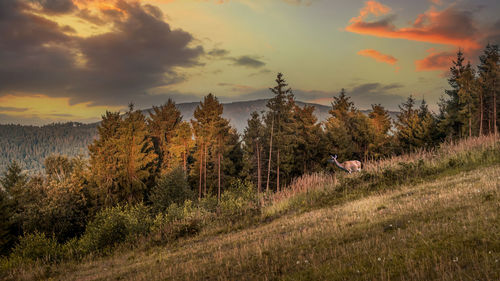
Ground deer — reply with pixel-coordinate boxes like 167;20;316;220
328;154;362;174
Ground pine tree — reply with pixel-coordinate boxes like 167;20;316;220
456;62;478;137
170;121;194;174
88;111;123;206
0;161;27;194
324;89;375;161
368;104;394;159
0;187;14;255
191;94;232;200
148;99;182;175
89;106;157;206
117;104;158;204
243;112;264;192
439;49;467;138
478;44;499;137
396;96;437;151
293;104;323;174
264;73;295;191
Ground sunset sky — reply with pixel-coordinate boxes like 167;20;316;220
0;0;499;125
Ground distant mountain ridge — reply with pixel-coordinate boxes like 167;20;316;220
0;99;398;173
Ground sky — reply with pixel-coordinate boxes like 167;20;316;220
0;0;499;125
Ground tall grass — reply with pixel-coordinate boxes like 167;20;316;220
264;134;499;217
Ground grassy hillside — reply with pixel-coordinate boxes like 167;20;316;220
2;136;499;281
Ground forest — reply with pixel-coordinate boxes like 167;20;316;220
0;44;498;269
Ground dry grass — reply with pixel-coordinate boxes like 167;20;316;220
364;135;498;173
3;135;499;281
6;164;499;281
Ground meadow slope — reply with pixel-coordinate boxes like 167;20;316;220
12;164;499;281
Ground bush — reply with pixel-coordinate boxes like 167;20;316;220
150;200;204;245
150;168;195;213
78;203;153;254
219;179;260;220
10;232;63;263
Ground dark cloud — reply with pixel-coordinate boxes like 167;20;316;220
0;107;29;112
231;55;266;68
0;0;204;106
207;48;230;57
31;0;76;14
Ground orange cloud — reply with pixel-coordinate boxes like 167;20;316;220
415;49;454;71
350;0;391;23
346;2;480;50
357;49;397;65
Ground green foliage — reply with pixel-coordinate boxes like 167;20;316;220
324;89;377;161
9;232;63;263
78;204;153;254
89;107;158;206
219;179;260;220
0;189;15;255
395;96;438;151
150;200;203;244
150;168;194;213
148;99;183;175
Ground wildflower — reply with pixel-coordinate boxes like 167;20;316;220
296;261;300;264
453;257;459;263
377;257;381;261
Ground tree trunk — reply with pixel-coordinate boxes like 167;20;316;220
469;114;472;138
218;152;221;202
204;142;207;196
256;142;261;193
183;140;187;174
198;141;203;199
479;93;484;136
276;148;280;193
266;117;274;193
494;79;497;139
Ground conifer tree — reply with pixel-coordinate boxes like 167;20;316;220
293;104;323;174
478;43;499;137
118;104;158;204
0;161;27;194
396;96;437;151
170;121;194;174
439;49;467;138
0;187;14;255
243;112;264;192
148;99;182;175
264;73;295;191
88;111;123;206
324;89;376;161
191;94;232;200
456;62;478;137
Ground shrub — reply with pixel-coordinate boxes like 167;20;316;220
150;168;195;213
78;203;153;254
219;179;260;221
9;232;63;263
150;200;204;245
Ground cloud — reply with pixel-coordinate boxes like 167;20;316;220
228;82;407;110
32;0;77;14
230;55;266;68
346;2;481;50
217;82;256;92
415;49;454;71
207;48;230;57
0;0;204;106
357;49;398;65
282;0;314;6
0;106;29;112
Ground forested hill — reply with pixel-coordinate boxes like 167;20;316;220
0;122;97;173
0;99;397;174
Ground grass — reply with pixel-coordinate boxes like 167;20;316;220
2;135;499;280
